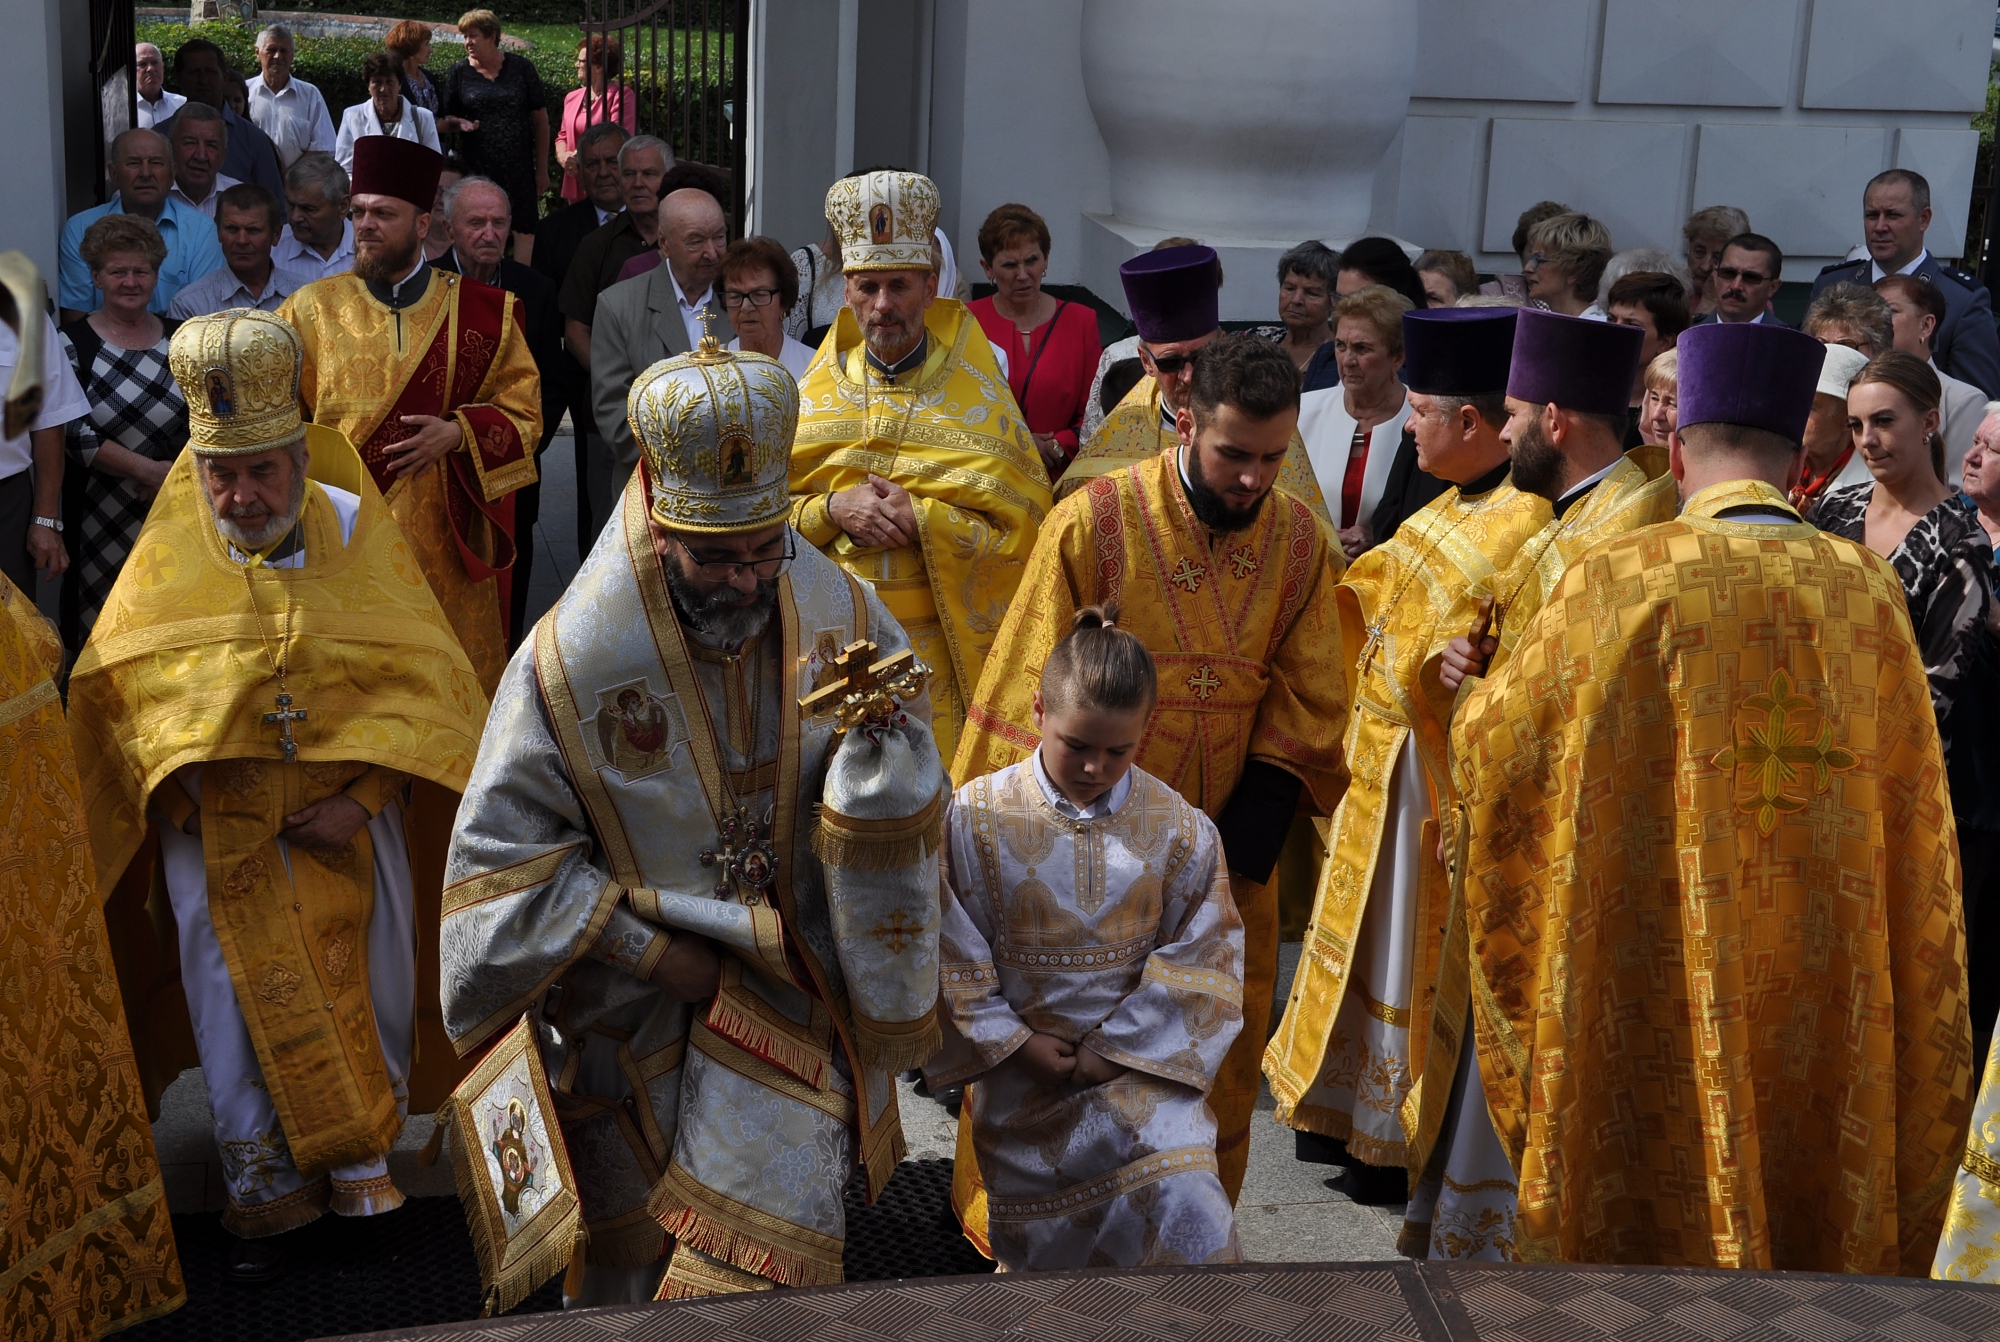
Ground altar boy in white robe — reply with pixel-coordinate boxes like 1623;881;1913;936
924;605;1245;1269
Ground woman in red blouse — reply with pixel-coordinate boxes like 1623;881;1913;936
968;204;1102;480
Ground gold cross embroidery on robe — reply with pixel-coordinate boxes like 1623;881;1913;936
1186;664;1222;702
1712;668;1856;835
1227;546;1258;579
1170;557;1206;593
872;909;921;954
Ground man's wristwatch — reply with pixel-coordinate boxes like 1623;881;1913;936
31;516;61;533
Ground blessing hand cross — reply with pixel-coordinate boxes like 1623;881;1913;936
263;691;308;763
798;639;933;740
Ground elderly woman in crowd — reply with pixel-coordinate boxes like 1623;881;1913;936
1298;284;1418;559
386;19;440;114
57;215;187;648
1479;199;1568;300
1962;407;2000;560
1636;348;1677;448
721;234;815;380
335;50;441;170
1267;240;1341;389
1815;352;2000;1033
440;8;548;262
967;203;1101;476
1681;204;1750;317
1414;249;1477;309
1524;210;1614;317
1802;281;1893;357
557;33;636;203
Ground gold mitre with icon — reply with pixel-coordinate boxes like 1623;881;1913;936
168;308;306;456
627;338;798;534
826;170;940;273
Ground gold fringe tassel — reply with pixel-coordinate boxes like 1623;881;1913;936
704;996;829;1089
809;788;945;871
652;1204;843;1290
853;1008;943;1075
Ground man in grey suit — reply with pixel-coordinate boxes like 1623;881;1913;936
589;187;732;502
1810;168;2000;399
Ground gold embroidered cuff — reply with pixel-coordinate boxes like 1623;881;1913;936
634;928;673;983
791;493;841;548
222;1177;330;1238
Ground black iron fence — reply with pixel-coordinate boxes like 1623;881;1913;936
577;0;746;228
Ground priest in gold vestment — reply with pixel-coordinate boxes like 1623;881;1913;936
71;311;487;1280
1265;308;1549;1204
280;136;540;694
789;170;1051;767
1407;307;1680;1259
957;333;1348;1221
1447;321;1970;1273
0;264;185;1339
1062;244;1332;531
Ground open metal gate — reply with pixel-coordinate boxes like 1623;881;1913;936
90;0;138;203
576;0;748;231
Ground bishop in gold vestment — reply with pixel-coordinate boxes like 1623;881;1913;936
281;137;540;694
72;312;487;1245
2;560;186;1337
789;171;1050;767
1452;323;1970;1274
957;334;1348;1214
1266;309;1549;1192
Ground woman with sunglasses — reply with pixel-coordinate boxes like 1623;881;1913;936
721;235;815;380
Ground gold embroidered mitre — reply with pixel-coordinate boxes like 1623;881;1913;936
629;340;798;534
825;170;940;272
170;308;305;456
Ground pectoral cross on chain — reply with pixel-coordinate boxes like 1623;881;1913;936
263;691;308;763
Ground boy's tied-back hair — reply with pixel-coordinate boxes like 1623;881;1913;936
1040;603;1158;715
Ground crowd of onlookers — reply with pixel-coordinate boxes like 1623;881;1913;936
10;14;2000;737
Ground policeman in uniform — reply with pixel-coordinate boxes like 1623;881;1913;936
1809;167;2000;399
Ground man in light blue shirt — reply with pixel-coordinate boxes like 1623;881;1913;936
170;184;315;318
58;128;225;321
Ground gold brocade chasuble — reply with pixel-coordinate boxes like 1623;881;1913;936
953;447;1348;818
0;569;185;1340
1488;446;1673;661
1452;480;1970;1274
1263;476;1549;1149
70;435;490;1177
1059;375;1335;533
789;298;1052;769
282;270;541;694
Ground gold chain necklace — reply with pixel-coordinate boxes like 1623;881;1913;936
239;541;307;762
1356;487;1496;678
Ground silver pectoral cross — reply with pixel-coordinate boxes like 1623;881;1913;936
263;691;308;763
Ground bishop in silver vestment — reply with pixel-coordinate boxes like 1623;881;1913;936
440;341;940;1303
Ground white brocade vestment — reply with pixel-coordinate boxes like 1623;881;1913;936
924;760;1246;1270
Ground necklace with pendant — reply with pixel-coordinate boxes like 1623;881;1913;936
238;532;307;762
1357;487;1495;678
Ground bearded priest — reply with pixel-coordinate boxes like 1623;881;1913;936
280;135;541;693
1445;320;1969;1272
1264;308;1551;1204
955;332;1348;1214
788;169;1051;767
70;310;488;1283
441;341;939;1304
